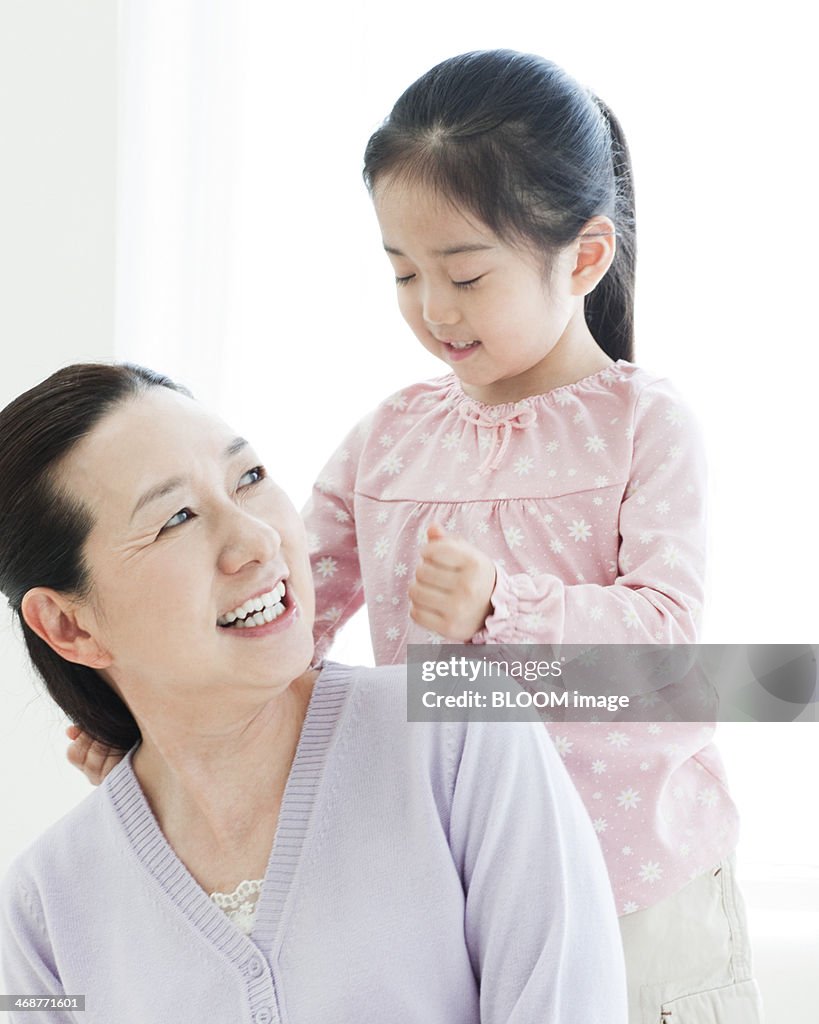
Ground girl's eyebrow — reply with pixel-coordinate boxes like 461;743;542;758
383;243;496;257
129;436;249;521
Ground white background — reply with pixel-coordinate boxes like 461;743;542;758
1;0;817;1014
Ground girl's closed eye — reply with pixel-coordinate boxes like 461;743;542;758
452;275;483;290
395;273;416;287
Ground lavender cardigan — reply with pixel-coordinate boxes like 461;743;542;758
1;663;626;1023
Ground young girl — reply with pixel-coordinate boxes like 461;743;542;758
70;50;762;1023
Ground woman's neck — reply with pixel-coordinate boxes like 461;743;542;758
131;669;317;891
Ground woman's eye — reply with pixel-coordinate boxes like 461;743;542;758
238;465;266;487
395;274;415;286
161;508;194;532
452;276;483;290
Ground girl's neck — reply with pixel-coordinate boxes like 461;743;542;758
460;316;614;406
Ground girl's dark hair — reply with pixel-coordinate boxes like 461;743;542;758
363;50;636;361
0;363;190;750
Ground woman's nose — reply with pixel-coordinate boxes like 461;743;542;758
218;507;281;575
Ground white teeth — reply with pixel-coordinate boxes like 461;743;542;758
450;340;478;349
218;581;288;627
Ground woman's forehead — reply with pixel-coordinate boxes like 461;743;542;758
55;389;239;508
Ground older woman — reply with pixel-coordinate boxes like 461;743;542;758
0;364;626;1024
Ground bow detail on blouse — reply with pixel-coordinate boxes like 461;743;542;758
457;400;538;476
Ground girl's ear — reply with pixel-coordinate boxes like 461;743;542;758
570;215;617;296
21;588;113;670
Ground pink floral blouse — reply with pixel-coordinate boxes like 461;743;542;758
302;361;738;913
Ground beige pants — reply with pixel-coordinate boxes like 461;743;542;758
619;857;764;1023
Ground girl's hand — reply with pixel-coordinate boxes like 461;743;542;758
409;524;497;640
66;725;125;786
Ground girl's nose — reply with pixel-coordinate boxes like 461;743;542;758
218;507;282;575
422;286;460;328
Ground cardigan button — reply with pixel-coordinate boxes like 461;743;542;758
247;956;264;978
254;1008;273;1024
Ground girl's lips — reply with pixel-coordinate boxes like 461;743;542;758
442;340;481;362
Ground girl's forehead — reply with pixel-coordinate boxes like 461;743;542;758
374;179;496;248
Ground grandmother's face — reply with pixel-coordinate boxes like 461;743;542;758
58;387;316;703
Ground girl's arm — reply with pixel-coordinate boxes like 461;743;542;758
300;414;372;661
473;378;707;645
451;717;627;1023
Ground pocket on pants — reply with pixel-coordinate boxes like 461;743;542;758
659;978;763;1023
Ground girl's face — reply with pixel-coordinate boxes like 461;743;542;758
373;177;588;405
55;387;316;712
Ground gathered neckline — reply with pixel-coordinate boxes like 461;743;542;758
444;359;633;417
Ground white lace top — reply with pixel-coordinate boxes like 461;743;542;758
209;878;264;936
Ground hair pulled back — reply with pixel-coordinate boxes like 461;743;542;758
0;363;189;750
363;49;636;361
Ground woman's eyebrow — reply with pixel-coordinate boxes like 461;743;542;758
129;437;249;521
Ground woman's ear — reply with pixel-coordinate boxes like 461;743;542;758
21;588;113;670
570;215;617;296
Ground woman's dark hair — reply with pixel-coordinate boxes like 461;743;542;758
0;363;190;750
363;50;636;361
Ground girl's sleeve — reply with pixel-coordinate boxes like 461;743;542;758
301;415;373;661
0;874;75;1024
474;378;706;645
449;718;627;1024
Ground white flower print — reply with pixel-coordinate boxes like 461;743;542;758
334;509;350;523
306;531;320;554
554;391;574;407
316;556;338;579
381;452;404;476
386;392;408;411
667;444;682;460
639;530;655;545
639;761;650;771
585;435;608;453
568;519;592;542
639;861;663;884
697;787;718;808
589;606;603;621
572;412;584;425
379;433;394;448
376;509;389;524
622;901;639;914
595;475;609;487
592;817;608;834
322;606;341;621
607;731;630;749
545;439;560;453
622;846;633;856
665;405;683;426
445;515;458;532
418;432;431;445
655;499;671;515
622;607;641;629
478;433;492;451
550;538;565;554
455;450;469;464
504;526;524;549
647;723;662;735
385;626;400;641
524;612;548;631
373;537;390;560
433;481;447;494
591;759;607;775
393;562;408;578
661;543;683;568
475;520;489;535
620;552;633;572
441;430;460;451
567;467;577;476
680;843;691;857
553;736;573;757
543;512;554;524
617;787;642;810
592;496;603;506
636;494;647;506
513;455;535;476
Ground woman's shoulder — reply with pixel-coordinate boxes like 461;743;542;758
1;777;119;909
